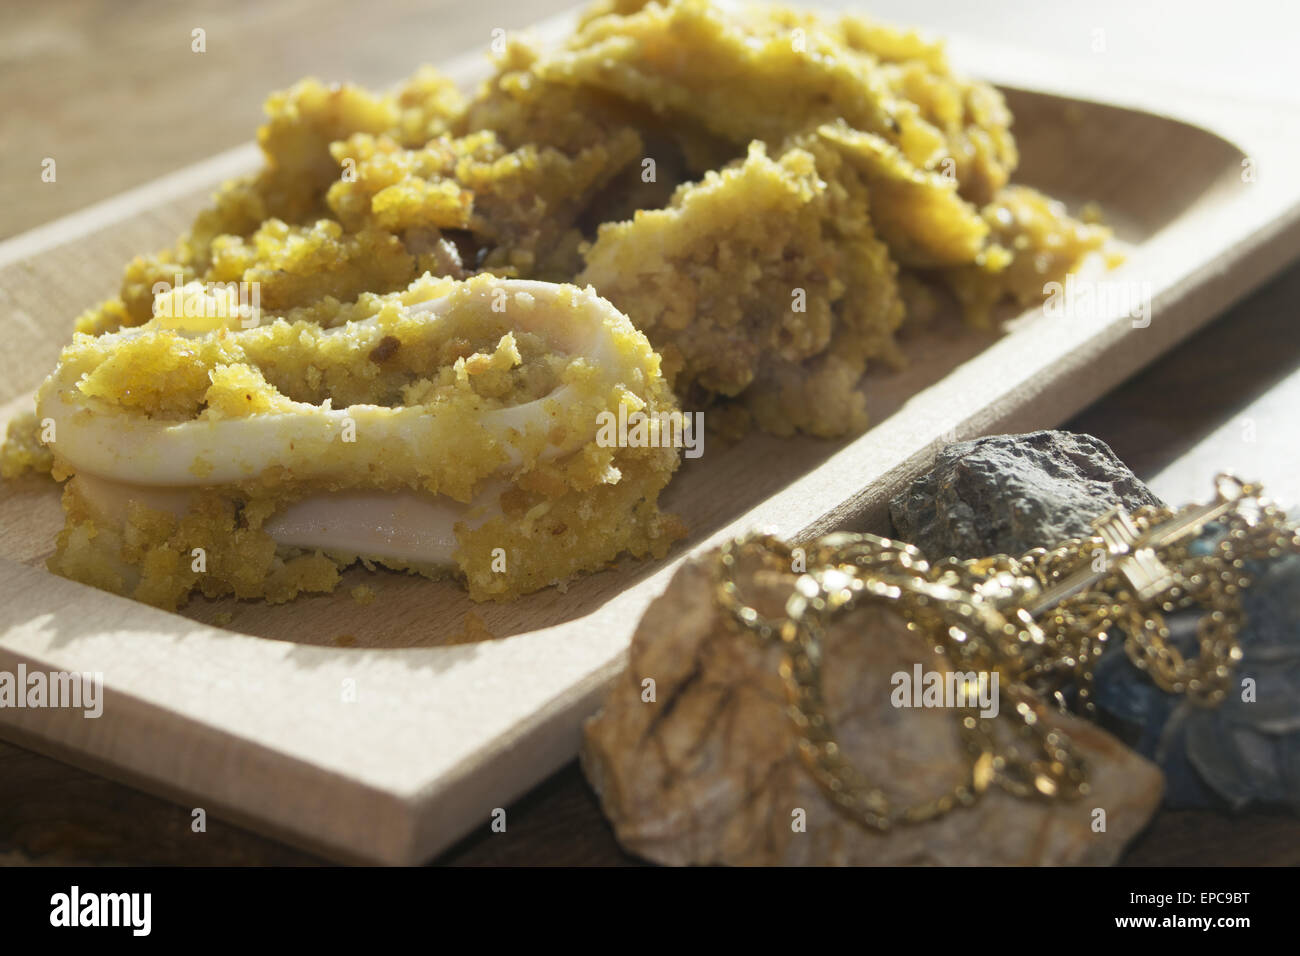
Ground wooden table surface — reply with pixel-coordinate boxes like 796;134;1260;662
2;0;1299;865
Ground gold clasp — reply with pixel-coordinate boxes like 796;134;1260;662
1094;507;1174;602
1026;473;1258;617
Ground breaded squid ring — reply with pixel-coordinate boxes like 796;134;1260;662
45;279;630;485
37;274;684;608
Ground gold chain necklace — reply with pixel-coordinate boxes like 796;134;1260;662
713;474;1299;831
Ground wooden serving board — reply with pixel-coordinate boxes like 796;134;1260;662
2;8;1299;864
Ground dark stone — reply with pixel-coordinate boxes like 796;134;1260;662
889;430;1164;560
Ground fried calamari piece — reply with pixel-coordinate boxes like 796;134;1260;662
462;32;734;181
546;0;1016;204
786;121;990;269
40;275;685;608
0;411;53;479
547;0;894;150
579;142;904;437
79;91;641;335
459;34;730;228
328;126;643;277
939;186;1112;327
75;73;469;336
458;37;642;155
756;4;1018;203
872;57;1017;207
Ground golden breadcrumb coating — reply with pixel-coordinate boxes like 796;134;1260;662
40;275;684;609
579;141;904;437
2;0;1117;614
548;0;1103;423
0;411;53;479
47;0;1107;445
940;185;1114;326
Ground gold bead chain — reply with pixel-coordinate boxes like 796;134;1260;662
713;475;1300;831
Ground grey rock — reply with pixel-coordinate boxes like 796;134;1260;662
889;430;1164;560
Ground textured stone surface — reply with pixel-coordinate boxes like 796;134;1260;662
582;550;1165;866
889;430;1164;559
